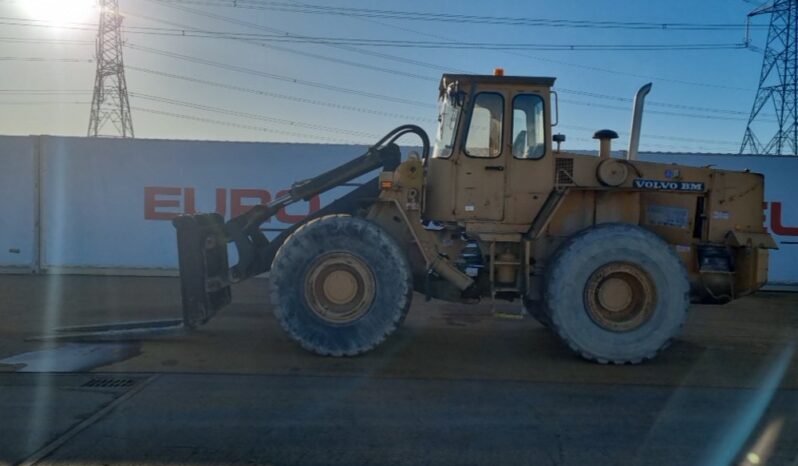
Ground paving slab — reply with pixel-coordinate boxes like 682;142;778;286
0;373;149;465
29;373;798;466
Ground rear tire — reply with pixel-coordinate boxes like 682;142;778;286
270;215;413;356
544;224;689;364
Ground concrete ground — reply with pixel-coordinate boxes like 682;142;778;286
1;275;797;465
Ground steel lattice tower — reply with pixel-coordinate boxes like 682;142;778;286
87;0;134;137
740;0;798;155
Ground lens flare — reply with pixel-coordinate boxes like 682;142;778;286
22;0;96;27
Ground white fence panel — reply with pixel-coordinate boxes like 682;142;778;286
40;136;366;272
0;136;36;271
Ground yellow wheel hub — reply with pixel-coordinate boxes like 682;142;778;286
322;270;359;305
584;262;656;332
597;277;633;312
304;252;375;324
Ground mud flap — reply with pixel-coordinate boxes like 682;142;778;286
173;213;232;328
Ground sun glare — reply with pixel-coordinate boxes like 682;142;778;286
23;0;96;27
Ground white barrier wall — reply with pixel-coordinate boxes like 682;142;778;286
39;136;366;271
0;136;36;271
640;153;798;285
0;135;796;284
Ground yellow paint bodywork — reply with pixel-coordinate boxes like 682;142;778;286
372;74;774;302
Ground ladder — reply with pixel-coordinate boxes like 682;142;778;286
486;237;531;319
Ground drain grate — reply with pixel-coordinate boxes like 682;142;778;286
82;378;136;388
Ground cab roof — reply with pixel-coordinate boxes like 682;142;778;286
440;74;556;92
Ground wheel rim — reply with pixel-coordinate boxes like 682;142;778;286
304;252;376;324
584;262;656;332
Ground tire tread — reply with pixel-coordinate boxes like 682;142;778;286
544;223;690;364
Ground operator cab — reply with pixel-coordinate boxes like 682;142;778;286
425;72;557;229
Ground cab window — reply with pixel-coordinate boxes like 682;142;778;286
512;94;545;159
432;87;463;159
464;93;503;158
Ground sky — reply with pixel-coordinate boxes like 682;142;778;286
0;0;777;153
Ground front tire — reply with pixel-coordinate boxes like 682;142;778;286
270;215;413;356
544;224;689;364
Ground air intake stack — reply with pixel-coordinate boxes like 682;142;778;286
593;129;619;159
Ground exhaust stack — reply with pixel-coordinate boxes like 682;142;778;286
627;83;652;161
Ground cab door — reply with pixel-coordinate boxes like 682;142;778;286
454;91;506;221
503;90;555;225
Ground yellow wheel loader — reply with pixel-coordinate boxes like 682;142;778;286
162;71;777;364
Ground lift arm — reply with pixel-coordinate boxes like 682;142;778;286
172;125;429;328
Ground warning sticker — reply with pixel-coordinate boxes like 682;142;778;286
645;205;690;229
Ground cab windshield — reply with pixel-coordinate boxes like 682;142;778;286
432;92;462;158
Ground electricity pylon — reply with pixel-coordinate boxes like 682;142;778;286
87;0;134;137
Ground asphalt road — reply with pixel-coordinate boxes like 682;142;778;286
1;275;797;465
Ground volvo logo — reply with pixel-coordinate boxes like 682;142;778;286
632;179;705;192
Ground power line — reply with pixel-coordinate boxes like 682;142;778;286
0;18;748;51
126;7;757;117
0;89;743;149
156;0;762;31
0;0;756;32
331;7;756;92
132;106;368;143
0;100;90;105
558;98;776;122
124;43;435;108
131;4;758;118
120;69;753;146
0;56;93;62
559;124;738;146
0;90;92;94
125;66;434;123
517;54;755;92
134;104;734;150
123;10;437;81
0;36;94;45
567;135;736;152
0;11;754;95
129;92;382;138
0;46;758;147
124;43;762;123
127;43;760;122
121;33;744;51
0;9;750;149
139;0;466;73
557;88;763;116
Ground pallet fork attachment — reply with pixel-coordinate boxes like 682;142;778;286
173;212;232;328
